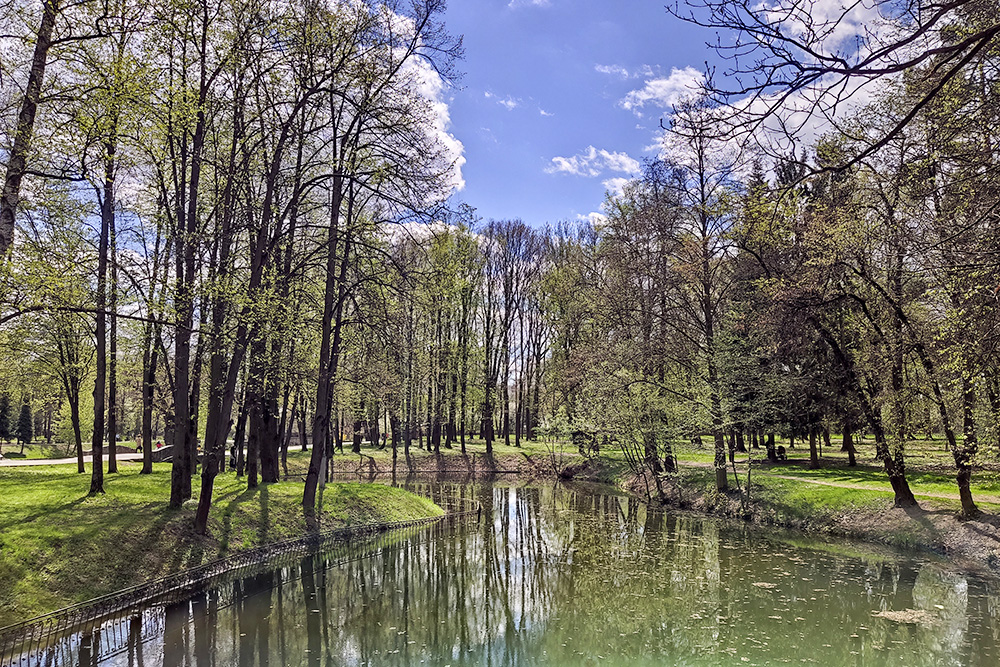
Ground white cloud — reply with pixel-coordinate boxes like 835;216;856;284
508;0;550;7
546;146;640;178
621;67;704;114
402;57;465;194
539;108;554;117
595;64;656;80
595;64;630;79
602;177;631;196
577;211;609;227
731;74;882;162
759;0;884;56
485;91;520;110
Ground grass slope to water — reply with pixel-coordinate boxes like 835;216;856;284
656;448;1000;571
5;434;998;627
0;462;442;627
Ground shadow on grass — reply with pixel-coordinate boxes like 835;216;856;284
902;504;943;538
217;484;262;555
961;512;1000;545
0;493;91;531
258;484;269;543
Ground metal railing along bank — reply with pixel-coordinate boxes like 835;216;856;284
0;504;478;667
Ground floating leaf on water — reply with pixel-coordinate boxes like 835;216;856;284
752;582;778;589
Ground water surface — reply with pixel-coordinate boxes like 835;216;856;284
10;481;1000;666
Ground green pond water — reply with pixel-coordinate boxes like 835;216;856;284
9;481;1000;666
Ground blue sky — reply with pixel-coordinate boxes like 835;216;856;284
441;0;713;228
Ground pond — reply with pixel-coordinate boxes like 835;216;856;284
7;481;1000;666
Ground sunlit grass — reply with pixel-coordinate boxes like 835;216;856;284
0;461;441;627
0;442;80;460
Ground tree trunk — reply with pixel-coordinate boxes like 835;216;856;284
304;177;353;511
69;379;83;473
843;424;857;467
141;326;159;475
89;144;114;497
234;396;248;476
812;318;916;507
247;394;260;488
809;428;819;469
956;371;980;517
389;412;400;463
0;0;59;256
297;401;308;453
107;201;118;475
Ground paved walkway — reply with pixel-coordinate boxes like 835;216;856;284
0;453;145;467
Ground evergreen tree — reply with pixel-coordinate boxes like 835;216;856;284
16;403;33;447
0;394;10;444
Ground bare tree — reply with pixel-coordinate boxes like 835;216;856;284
673;0;1000;169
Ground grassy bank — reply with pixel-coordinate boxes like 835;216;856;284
5;434;999;627
638;448;1000;574
407;433;1000;569
0;460;442;627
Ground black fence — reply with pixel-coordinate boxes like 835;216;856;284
0;507;477;667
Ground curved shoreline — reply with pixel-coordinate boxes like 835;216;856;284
5;447;999;630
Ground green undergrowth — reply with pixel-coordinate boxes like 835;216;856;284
0;462;442;627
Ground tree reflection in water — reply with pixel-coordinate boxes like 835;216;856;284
20;481;1000;666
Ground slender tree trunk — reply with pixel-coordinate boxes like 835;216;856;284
813;318;916;506
234;394;248;476
187;290;209;484
89;142;116;496
304;178;353;511
956;370;980;517
141;325;160;474
169;6;211;508
0;0;59;256
140;221;167;476
843;424;857;467
809;428;819;469
297;399;308;453
107;206;119;474
69;379;83;473
247;392;260;488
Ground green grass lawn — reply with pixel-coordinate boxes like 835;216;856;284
673;436;1000;530
0;460;442;627
4;431;995;628
0;441;80;460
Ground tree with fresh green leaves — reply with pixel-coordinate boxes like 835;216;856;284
16;402;32;448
